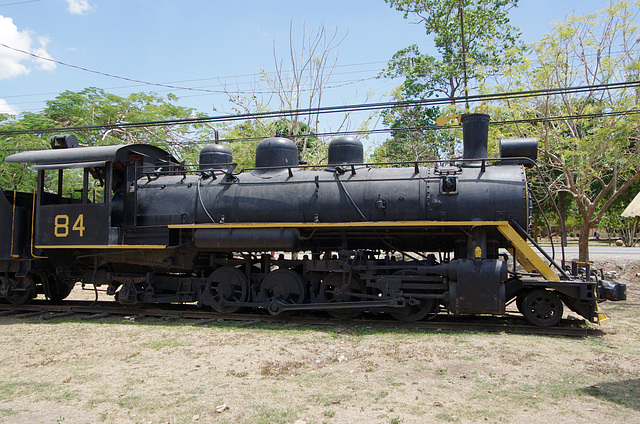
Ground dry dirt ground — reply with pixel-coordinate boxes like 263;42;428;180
1;256;639;424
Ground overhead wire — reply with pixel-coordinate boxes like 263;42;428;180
2;38;639;142
1;105;637;154
0;0;44;6
0;42;238;95
4;33;633;106
2;107;636;154
157;108;640;146
1;79;638;136
3;37;636;125
0;41;388;99
4;74;381;109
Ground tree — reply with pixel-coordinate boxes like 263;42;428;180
383;0;521;104
378;0;522;161
215;118;323;170
42;88;197;152
221;22;352;166
599;178;640;246
372;91;443;162
498;1;640;261
0;112;55;190
265;21;344;160
1;88;204;191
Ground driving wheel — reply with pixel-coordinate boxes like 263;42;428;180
258;269;306;306
318;273;364;319
203;266;249;313
389;270;437;322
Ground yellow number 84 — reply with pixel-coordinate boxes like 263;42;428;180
54;214;85;237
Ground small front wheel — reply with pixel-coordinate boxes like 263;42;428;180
521;289;564;327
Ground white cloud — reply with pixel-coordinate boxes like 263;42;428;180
66;0;93;15
0;15;56;80
0;98;20;116
0;15;32;79
33;36;56;71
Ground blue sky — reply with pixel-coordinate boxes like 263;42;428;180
0;0;619;133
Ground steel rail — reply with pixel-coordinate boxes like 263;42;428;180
0;300;602;337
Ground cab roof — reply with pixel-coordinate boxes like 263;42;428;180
5;144;180;171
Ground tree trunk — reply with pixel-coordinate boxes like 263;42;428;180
578;221;591;262
558;192;568;247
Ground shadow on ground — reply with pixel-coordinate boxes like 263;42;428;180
581;378;640;410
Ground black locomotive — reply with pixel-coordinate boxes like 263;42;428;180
0;114;626;326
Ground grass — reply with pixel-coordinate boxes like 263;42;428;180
1;297;640;423
115;394;144;410
308;393;353;406
0;381;55;402
581;378;640;411
0;409;18;418
436;412;460;422
216;404;300;424
435;367;447;375
372;390;390;401
138;337;192;350
260;360;307;376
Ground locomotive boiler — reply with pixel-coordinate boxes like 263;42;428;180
0;114;626;326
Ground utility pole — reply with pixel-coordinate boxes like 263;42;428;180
459;1;469;112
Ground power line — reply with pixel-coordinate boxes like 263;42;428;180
3;34;634;113
3;109;637;153
2;75;380;107
170;109;640;144
0;0;44;6
1;80;638;137
1;41;389;98
0;66;386;102
0;42;235;95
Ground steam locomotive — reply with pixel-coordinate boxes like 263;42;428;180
0;114;626;326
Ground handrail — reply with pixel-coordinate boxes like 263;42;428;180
10;187;19;258
509;219;569;280
30;189;47;259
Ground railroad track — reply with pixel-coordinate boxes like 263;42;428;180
0;300;602;337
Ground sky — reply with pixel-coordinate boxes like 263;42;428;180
0;0;621;137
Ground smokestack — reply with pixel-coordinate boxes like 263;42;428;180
461;113;489;160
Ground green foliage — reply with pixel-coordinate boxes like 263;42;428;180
218;119;268;170
0;85;332;189
379;0;523;162
495;1;640;260
601;212;639;247
383;0;522;102
1;88;203;191
42;88;195;150
600;179;640;246
372;97;445;162
218;117;327;170
0;113;55;191
272;117;326;165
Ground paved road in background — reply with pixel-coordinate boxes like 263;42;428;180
539;246;640;257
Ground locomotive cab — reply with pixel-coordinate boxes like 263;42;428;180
6;142;182;249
